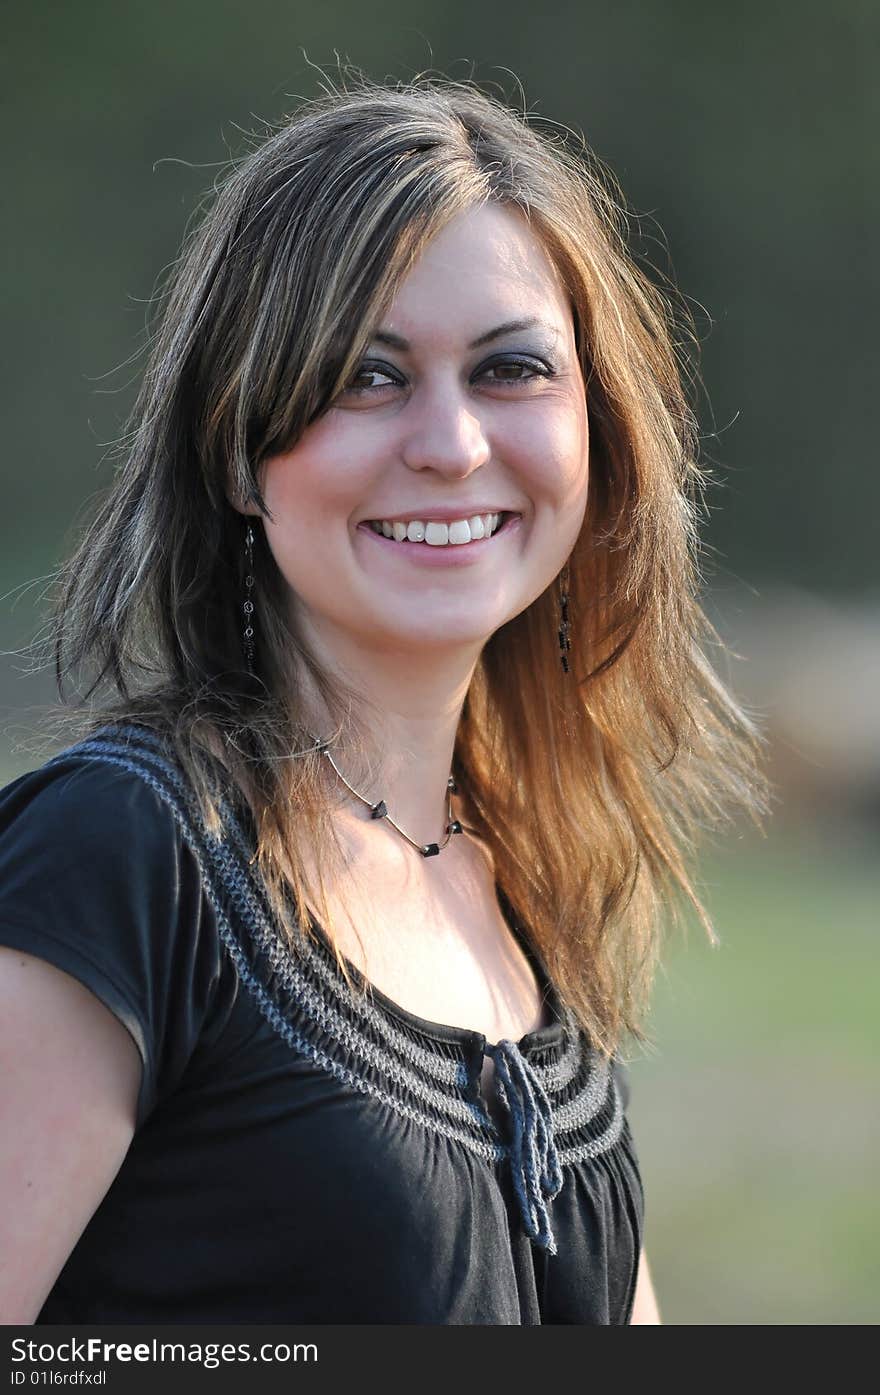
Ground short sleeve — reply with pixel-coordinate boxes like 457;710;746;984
0;756;223;1128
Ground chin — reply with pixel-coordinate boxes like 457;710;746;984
367;619;495;651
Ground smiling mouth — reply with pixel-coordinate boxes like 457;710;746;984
362;512;518;546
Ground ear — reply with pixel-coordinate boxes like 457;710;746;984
228;497;262;518
224;478;262;518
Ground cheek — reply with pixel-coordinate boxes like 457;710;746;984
506;395;589;504
257;449;352;596
260;429;375;528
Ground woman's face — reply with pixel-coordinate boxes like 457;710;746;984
254;201;589;660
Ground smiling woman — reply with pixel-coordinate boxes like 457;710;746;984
248;200;588;653
0;69;770;1326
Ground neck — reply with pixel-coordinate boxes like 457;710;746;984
292;615;484;856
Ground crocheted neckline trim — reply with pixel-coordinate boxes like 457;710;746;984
49;723;628;1175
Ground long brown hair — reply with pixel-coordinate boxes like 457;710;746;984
40;70;771;1058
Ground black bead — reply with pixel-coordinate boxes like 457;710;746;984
421;842;440;857
370;800;388;819
448;819;462;835
447;777;458;794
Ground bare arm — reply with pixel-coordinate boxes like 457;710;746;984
629;1247;662;1324
0;947;142;1323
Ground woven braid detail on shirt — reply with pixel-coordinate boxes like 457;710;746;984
51;724;626;1168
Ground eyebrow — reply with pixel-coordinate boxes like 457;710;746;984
369;317;557;352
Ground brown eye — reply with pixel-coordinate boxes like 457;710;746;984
486;363;532;381
341;362;403;396
479;356;552;385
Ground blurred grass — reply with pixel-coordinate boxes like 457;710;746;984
627;817;879;1324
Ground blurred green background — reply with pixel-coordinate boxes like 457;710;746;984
3;1;877;1324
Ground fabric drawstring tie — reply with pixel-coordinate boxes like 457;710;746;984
484;1039;564;1255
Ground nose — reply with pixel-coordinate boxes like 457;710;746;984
399;379;491;479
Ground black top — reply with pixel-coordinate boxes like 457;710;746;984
0;723;644;1324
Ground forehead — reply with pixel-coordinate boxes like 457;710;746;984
376;202;571;346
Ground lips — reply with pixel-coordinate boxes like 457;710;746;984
358;507;521;525
355;510;522;564
370;512;515;545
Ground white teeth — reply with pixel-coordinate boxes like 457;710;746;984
368;512;508;544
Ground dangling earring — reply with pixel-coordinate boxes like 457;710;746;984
557;561;572;674
243;523;255;674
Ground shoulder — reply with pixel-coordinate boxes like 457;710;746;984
0;727;190;871
0;724;229;1126
0;720;229;853
2;739;166;816
0;722;233;934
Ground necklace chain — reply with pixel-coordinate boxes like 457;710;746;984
300;733;463;858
